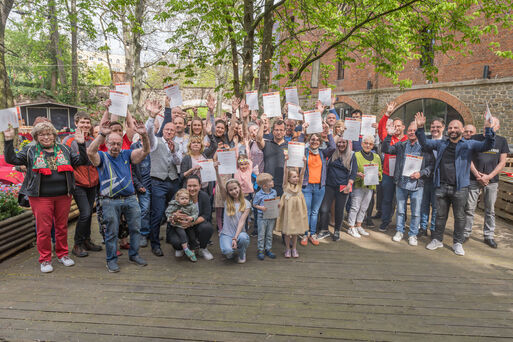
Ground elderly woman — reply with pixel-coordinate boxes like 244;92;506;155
3;122;87;273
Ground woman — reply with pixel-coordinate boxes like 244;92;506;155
299;131;335;245
189;116;210;147
3;122;88;273
205;119;232;158
180;136;215;191
347;135;382;238
333;120;345;137
317;138;357;241
167;175;215;260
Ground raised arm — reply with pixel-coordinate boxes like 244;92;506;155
124;110;136;141
378;102;397;141
3;127;29;166
470;119;497;153
87;122;110;167
130;122;150;164
415;112;439;152
214;162;227;201
256;116;266;150
299;155;307;184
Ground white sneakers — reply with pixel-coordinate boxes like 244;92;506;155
199;248;214;260
58;256;75;267
453;243;465;256
348;227;361;238
392;232;403;242
408;236;418;246
40;261;53;273
356;227;370;236
426;239;444;250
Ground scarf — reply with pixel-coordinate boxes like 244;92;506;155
308;146;319;155
32;144;73;175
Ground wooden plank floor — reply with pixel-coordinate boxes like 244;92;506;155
1;209;512;342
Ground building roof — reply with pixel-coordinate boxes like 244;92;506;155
16;100;84;109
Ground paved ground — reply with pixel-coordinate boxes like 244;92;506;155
0;209;512;341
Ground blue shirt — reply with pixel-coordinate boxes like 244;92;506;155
398;141;423;191
252;188;278;218
97;150;135;197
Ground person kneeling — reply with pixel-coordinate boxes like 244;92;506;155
166;189;199;262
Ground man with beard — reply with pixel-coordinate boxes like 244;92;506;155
415;112;497;256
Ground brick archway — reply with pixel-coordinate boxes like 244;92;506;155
384;89;473;124
334;95;361;110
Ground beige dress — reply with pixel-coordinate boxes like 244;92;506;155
275;183;309;235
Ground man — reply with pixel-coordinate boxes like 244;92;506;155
465;118;509;248
172;115;189;169
419;118;445;236
463;124;476;140
284;119;298;142
382;122;434;246
87;121;150;272
257;119;288;196
145;116;181;257
326;112;337;135
63;112;102;257
415;112;496;256
377;102;407;232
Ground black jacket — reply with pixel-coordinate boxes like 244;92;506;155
4;139;88;197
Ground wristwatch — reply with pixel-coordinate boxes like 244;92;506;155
99;132;107;137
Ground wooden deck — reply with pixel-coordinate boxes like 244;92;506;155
1;210;512;341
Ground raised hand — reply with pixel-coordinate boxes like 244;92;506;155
167;140;175;152
100;121;111;136
241;102;250;119
74;128;85;144
102;99;112;108
207;94;216;112
145;99;162;118
386;120;396;136
3;126;15;141
231;97;241;113
385;101;397;117
134;121;147;136
415;112;426;128
315;100;324;112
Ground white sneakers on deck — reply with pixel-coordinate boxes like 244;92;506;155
426;239;444;250
392;232;403;242
199;248;214;260
41;256;74;273
58;256;75;267
356;227;370;236
348;227;361;238
40;261;53;273
452;243;465;256
408;236;418;246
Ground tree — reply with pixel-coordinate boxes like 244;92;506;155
0;0;14;109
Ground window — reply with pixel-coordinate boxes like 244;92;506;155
89;57;94;61
98;57;103;61
288;63;293;72
27;107;48;126
116;59;120;63
391;98;464;128
337;60;344;80
334;102;355;119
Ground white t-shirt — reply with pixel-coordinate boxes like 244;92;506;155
221;199;251;238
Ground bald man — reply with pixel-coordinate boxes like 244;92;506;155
463;124;476;140
415;113;497;256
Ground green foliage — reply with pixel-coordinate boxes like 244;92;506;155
83;64;112;86
0;187;24;221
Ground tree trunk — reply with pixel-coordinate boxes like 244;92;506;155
130;0;144;115
258;0;274;95
0;0;15;150
241;0;254;93
70;0;78;100
99;14;114;85
224;12;241;98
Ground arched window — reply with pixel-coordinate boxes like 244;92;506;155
334;102;355;119
391;98;464;127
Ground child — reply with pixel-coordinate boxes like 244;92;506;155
215;164;251;263
275;156;308;258
165;189;199;262
252;173;277;260
234;154;254;232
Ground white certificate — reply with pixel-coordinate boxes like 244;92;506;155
363;164;379;186
388;156;396;177
287;142;305;168
164;84;183;107
262;92;282;118
198;159;216;183
287;103;303;121
245;90;259;110
318;88;331;106
285;87;299;105
343;118;361;141
115;82;133;105
217;149;237;175
0;106;20;131
263;197;280;219
360;115;376;137
304;110;322;134
109;90;129;117
402;154;423;177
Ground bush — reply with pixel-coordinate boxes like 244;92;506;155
0;184;24;221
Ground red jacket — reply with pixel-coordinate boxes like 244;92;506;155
378;115;407;176
62;135;99;188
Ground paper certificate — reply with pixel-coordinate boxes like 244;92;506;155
0;106;20;131
318;88;331;106
262;92;282;117
304;110;322;134
198;159;216;183
287;103;303;121
285;87;299;105
343;118;361;141
363;164;379;186
263;198;280;219
361;115;376;137
109;90;129;117
245;90;259;110
287;142;305;168
217;149;237;175
164;84;183;107
115;82;133;105
402;154;423;177
388;156;396;177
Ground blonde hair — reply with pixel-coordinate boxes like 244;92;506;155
174;188;190;201
334;120;345;136
190;116;205;140
187;135;205;154
331;136;353;170
287;167;299;180
32;122;57;142
224;179;246;216
256;173;273;188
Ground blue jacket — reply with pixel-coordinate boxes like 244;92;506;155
416;127;495;190
298;134;336;187
131;141;152;191
325;153;357;188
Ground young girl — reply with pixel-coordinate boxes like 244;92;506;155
234;153;254;232
275;155;308;258
165;189;199;262
215;165;251;263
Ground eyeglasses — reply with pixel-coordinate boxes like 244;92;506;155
38;133;54;138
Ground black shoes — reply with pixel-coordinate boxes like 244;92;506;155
83;239;102;252
152;248;164;257
484;238;498;249
418;229;428;237
72;245;88;257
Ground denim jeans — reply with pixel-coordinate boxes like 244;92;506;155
150;178;180;249
420;180;436;232
302;183;325;235
219;232;250;259
464;180;498;238
73;186;97;245
137;189;151;236
433;184;468;244
257;218;275;251
102;196;142;262
395;186;424;237
380;174;396;229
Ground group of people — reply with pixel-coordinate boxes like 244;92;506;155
3;92;508;273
